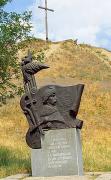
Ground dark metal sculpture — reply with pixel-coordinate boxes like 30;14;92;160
20;52;84;149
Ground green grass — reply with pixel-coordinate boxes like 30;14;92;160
0;146;31;177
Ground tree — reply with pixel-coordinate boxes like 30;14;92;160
0;0;32;104
0;0;11;7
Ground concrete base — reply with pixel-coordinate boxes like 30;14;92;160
25;176;88;180
31;128;83;177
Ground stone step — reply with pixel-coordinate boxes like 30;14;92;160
1;173;111;180
24;176;89;180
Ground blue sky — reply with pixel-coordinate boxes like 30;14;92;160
4;0;33;13
4;0;111;50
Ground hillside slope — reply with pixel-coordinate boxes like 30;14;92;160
41;40;111;81
19;39;111;82
0;39;111;177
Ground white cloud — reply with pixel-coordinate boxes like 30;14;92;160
29;0;111;49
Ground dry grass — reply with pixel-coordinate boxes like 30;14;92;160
0;98;30;177
36;40;111;81
0;39;111;177
80;83;111;172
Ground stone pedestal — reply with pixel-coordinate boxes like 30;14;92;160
31;128;83;177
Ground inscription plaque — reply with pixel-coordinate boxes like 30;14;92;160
31;128;83;177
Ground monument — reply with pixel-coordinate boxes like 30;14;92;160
20;52;84;177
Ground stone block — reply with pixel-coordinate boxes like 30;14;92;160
31;128;83;177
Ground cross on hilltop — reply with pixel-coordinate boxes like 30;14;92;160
38;0;54;41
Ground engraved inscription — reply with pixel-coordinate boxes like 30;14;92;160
47;137;73;168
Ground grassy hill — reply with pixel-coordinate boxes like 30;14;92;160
0;39;111;177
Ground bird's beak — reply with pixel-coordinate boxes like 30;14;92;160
38;63;50;69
